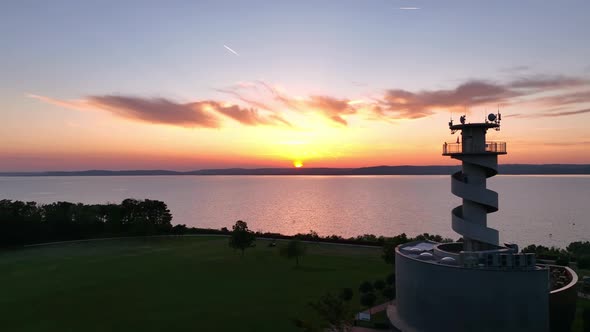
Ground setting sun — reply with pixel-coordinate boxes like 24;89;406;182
293;160;303;168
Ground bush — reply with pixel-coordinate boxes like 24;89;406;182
373;280;386;290
339;288;353;302
567;241;590;257
382;287;396;300
386;273;396;286
555;256;570;267
522;244;569;261
280;239;306;266
382;233;409;265
374;322;390;329
360;292;377;310
359;281;374;294
583;308;590;332
579;256;590;269
414;233;453;243
307;292;354;331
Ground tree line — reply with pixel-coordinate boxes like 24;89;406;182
522;242;590;268
0;199;173;247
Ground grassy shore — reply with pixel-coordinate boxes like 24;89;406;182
0;236;390;332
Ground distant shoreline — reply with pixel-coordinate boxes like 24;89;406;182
1;164;589;176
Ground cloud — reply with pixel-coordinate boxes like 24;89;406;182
220;81;359;126
215;88;276;111
499;65;530;73
211;102;291;127
27;94;94;111
30;74;590;130
373;75;590;120
88;96;220;128
29;94;290;128
304;96;357;125
217;76;590;125
376;81;517;119
528;90;590;106
509;75;589;90
543;141;590;146
508;108;590;119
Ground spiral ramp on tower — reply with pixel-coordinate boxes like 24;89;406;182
450;154;500;247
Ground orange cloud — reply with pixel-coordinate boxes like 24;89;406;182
29;94;291;128
221;81;359;126
30;74;590;129
89;96;220;128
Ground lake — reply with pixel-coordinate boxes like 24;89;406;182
0;175;588;247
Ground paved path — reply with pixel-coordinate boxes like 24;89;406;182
351;327;385;332
351;302;393;332
359;301;391;314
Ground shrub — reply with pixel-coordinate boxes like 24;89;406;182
280;239;306;267
338;288;353;302
382;287;396;300
555;255;570;267
373;279;386;290
359;281;374;294
386;273;396;286
360;292;377;311
578;256;590;269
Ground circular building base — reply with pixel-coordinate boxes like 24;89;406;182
392;241;550;332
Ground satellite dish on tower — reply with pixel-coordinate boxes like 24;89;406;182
488;113;497;122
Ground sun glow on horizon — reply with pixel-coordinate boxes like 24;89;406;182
293;160;303;168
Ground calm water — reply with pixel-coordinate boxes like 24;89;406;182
0;175;588;247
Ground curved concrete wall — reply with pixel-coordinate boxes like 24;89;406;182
395;250;549;332
548;266;578;332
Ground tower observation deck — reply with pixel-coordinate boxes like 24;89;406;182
443;115;506;251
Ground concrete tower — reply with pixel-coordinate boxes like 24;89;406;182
443;114;506;251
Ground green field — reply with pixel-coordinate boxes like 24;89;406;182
0;236;390;332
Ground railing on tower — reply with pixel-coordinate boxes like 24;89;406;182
442;141;506;155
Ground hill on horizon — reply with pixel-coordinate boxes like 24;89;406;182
1;164;589;176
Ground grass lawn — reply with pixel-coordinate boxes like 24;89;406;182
573;297;590;332
0;236;391;332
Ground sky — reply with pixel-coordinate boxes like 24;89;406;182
1;0;589;171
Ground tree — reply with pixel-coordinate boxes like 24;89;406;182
415;233;453;243
567;241;590;257
386;273;396;286
308;292;354;332
382;287;396;301
373;279;385;291
359;281;374;294
0;198;173;247
280;239;306;267
360;292;377;313
584;308;590;332
578;255;590;269
338;288;353;302
291;318;321;332
228;220;255;257
382;233;409;265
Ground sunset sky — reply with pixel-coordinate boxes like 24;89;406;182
2;0;589;171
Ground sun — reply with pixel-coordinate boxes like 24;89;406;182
293;160;303;168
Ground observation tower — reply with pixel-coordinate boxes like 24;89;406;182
443;113;505;252
386;114;578;332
